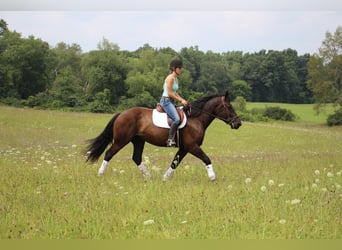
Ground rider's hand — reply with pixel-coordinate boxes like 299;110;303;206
181;99;188;106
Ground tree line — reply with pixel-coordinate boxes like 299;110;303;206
0;19;341;122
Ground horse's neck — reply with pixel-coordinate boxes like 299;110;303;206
199;98;218;128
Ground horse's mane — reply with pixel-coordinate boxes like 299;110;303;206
183;93;222;117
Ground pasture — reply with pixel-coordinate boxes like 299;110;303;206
0;105;341;239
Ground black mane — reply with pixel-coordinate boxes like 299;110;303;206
183;93;222;117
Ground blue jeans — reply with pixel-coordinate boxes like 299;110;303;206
160;97;180;125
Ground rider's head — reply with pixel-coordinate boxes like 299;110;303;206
169;59;183;72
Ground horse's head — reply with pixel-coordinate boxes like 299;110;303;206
216;91;242;129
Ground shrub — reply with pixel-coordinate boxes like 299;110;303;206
327;108;342;126
0;97;23;107
263;107;296;121
237;108;269;122
234;96;247;112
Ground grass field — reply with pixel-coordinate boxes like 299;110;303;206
0;105;341;239
246;102;336;124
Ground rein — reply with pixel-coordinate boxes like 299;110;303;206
187;96;239;125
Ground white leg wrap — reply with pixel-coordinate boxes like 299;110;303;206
98;160;109;176
138;163;151;178
206;164;215;181
163;167;174;181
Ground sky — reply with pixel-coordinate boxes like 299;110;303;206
1;0;342;55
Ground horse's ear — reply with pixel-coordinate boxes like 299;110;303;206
225;90;231;102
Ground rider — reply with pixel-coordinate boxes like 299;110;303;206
160;59;188;147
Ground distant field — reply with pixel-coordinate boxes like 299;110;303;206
0;105;341;239
246;102;336;124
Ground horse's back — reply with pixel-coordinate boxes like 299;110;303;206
115;107;153;129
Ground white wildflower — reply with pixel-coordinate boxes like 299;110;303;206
245;178;252;184
321;187;328;192
268;180;275;186
279;219;286;224
226;184;233;192
260;186;267;192
327;172;334;178
278;183;285;187
314;170;320;175
290;199;301;205
335;184;341;190
312;183;318;189
181;220;188;224
143;219;155;226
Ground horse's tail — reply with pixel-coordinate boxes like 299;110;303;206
84;113;120;163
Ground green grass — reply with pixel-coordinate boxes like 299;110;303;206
0;105;341;239
246;102;336;124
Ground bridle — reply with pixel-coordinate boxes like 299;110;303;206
188;96;240;125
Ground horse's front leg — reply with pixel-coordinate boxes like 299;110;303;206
163;149;188;181
188;145;215;181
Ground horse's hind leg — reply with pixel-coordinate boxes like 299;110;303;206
98;142;126;175
132;136;151;178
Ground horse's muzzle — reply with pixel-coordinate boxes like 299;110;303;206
230;117;242;129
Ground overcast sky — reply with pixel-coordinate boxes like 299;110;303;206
1;0;341;55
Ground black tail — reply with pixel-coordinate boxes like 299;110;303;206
84;113;120;162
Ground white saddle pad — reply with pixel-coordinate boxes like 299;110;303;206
152;109;187;129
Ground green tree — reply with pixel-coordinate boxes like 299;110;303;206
230;80;252;101
44;42;84;107
49;67;84;107
0;29;54;99
307;26;342;108
81;48;127;105
240;51;266;101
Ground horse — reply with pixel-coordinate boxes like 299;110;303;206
84;90;241;181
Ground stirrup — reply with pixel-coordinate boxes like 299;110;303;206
166;139;176;147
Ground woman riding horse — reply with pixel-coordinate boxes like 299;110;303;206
160;59;188;147
84;91;241;181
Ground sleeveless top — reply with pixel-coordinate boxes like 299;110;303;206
162;77;178;97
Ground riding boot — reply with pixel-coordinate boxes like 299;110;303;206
166;122;178;147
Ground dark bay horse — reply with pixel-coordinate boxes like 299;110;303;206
84;90;241;181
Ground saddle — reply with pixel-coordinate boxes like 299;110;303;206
152;103;187;129
156;103;185;125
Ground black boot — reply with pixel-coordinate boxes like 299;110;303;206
166;122;178;147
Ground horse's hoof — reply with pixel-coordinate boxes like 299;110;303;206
209;175;216;181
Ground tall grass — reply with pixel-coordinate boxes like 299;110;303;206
0;105;341;239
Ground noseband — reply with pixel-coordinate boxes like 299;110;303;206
188;96;240;125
